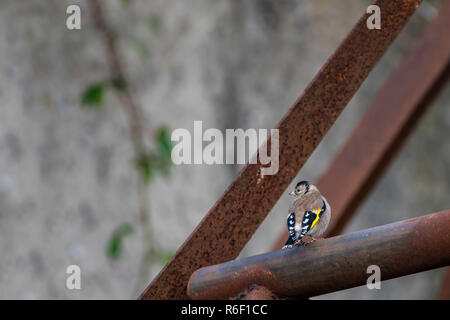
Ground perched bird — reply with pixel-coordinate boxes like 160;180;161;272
282;181;331;249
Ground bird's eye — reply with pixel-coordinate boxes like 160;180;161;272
296;189;300;193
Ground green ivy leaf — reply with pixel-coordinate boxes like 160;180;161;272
106;222;134;260
133;152;156;184
106;235;122;260
132;127;173;184
158;250;175;266
156;126;173;159
81;83;105;107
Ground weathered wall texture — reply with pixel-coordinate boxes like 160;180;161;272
0;0;448;299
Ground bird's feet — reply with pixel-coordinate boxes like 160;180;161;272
283;241;303;249
293;236;317;247
303;236;317;246
283;237;318;249
293;239;306;247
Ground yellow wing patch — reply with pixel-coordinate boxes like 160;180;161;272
310;208;322;230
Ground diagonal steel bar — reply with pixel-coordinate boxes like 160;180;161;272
140;0;422;299
188;210;450;300
272;0;450;250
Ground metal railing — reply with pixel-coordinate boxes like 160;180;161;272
188;211;450;299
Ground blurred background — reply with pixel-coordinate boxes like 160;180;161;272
0;0;448;299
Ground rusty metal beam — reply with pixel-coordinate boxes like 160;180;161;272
140;0;422;299
188;210;450;300
439;267;450;300
272;0;450;250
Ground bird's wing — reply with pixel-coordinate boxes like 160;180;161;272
287;212;296;238
293;194;325;239
298;210;318;238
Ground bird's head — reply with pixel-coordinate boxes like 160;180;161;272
289;180;317;197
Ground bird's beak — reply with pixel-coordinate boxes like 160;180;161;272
289;190;296;196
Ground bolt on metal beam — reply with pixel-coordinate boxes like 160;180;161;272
272;0;450;250
188;210;450;300
140;0;422;299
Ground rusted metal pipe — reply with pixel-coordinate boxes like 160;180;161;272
271;0;450;250
140;0;422;299
188;210;450;300
235;285;278;300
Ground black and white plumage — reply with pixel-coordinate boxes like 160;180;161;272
283;181;331;249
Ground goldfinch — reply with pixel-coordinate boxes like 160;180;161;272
282;181;331;249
